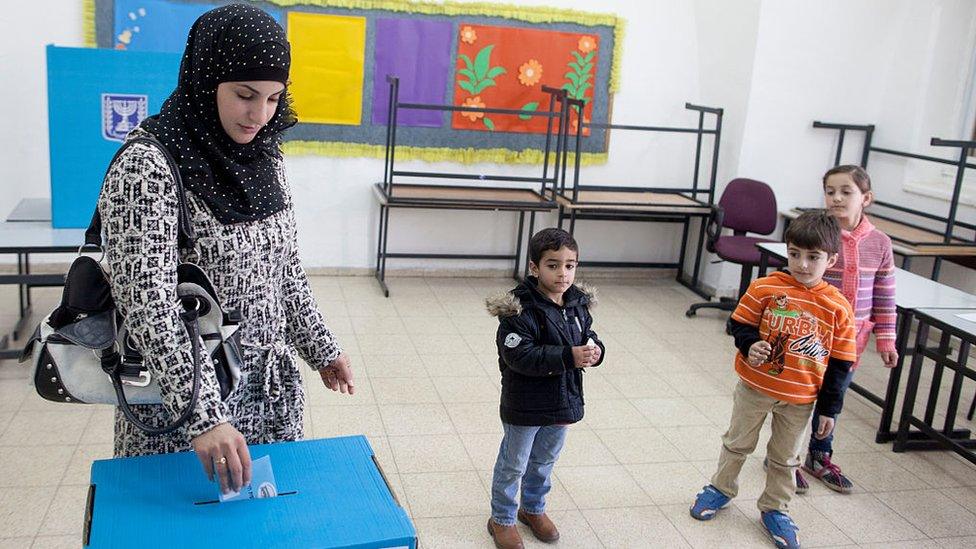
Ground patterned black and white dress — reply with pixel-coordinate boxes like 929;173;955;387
99;128;342;456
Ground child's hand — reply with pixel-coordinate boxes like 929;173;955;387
587;338;602;365
880;351;898;368
747;341;772;367
814;416;835;439
571;345;598;368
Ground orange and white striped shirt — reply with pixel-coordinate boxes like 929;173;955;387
731;271;857;405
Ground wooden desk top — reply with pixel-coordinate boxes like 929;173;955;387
556;190;711;214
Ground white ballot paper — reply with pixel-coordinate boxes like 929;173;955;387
218;455;279;502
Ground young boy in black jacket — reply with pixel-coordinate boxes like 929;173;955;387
484;228;605;549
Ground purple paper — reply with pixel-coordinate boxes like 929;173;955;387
371;18;452;127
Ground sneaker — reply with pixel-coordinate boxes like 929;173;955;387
761;511;800;548
802;451;853;494
762;457;809;494
690;485;731;521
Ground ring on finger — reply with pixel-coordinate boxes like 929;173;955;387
217;456;227;465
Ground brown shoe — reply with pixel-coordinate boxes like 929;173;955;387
487;518;524;549
517;509;560;543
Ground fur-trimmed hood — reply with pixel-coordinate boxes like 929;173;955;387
486;278;598;318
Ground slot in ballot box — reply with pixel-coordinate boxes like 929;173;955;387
84;435;416;548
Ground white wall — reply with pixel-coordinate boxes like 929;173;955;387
2;0;975;295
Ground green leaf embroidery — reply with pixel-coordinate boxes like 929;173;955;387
561;82;577;94
571;51;585;64
582;63;593;73
568;61;582;73
485;66;506;79
565;71;580;86
583;51;595;63
458;68;476;81
518;101;539;120
579;73;592;85
473;44;495;80
483;117;495;131
459;54;474;72
471;78;496;94
458;81;476;94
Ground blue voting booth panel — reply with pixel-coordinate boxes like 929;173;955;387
46;45;179;228
86;436;416;548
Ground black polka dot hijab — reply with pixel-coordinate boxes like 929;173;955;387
141;3;297;224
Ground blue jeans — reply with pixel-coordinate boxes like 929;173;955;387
490;423;568;526
809;368;856;454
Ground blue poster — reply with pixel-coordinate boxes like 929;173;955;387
46;46;180;228
114;0;282;53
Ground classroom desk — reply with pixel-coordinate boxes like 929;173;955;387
894;308;976;464
756;242;976;443
782;208;976;278
1;201;85;359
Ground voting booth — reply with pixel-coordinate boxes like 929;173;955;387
84;435;416;548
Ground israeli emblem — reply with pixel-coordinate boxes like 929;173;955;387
101;93;148;142
504;333;522;348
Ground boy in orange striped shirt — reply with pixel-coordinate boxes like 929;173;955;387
691;211;857;549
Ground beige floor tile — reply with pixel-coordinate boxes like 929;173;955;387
659;501;772;548
556;465;652;508
365;435;397;474
0;538;33;549
805;493;927;544
351;315;407;335
887;451;976;489
631;397;713;427
421;354;485;377
0;412;12;438
595;350;652;375
0;445;74;487
413;514;497;548
582;505;690;548
941;486;976;513
556;429;617;467
27;536;78;549
460;333;497;355
602;373;678;399
575;370;624;400
444;402;503;434
357;334;416;355
417;334;478;355
0;379;29;412
0;486;55;538
857;540;942;549
874;489;976;538
0;409;91;446
692;458;769;500
626;461;710;505
388;434;473;473
307;374;375;406
370;377;441;405
593;427;685;464
450;315;498;335
830;451;929;492
401;316;458;336
431;376;499;403
659;425;725;462
580;399;650;429
936;536;976;548
61;444;114;486
460;433;503;471
78;409;115;446
669;371;734;397
38;485;88;537
686;395;735;427
361;353;425;378
380;403;455;436
400;471;487;518
308;404;386;438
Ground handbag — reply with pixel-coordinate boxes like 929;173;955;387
20;136;242;435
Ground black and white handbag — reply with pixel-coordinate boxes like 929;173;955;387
20;136;242;435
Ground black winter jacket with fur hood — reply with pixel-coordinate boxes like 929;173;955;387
486;277;605;426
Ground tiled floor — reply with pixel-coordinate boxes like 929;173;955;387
2;275;976;548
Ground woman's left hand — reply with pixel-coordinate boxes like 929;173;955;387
319;352;355;395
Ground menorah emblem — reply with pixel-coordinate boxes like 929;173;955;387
101;93;149;142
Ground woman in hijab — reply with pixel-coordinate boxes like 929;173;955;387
97;4;353;493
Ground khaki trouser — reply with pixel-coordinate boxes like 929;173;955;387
711;381;814;513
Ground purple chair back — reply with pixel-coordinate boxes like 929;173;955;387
718;178;778;235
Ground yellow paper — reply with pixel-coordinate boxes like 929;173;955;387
287;12;366;125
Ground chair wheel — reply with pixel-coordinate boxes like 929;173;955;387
685;309;696;318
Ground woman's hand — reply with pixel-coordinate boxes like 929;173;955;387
192;422;251;495
320;352;355;395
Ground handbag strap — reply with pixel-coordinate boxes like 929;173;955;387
102;305;203;436
85;135;196;251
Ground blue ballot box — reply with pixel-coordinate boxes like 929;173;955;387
84;436;416;548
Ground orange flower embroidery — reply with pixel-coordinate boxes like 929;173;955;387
460;26;477;44
517;59;543;86
578;35;597;54
571;113;591;136
462;96;486;122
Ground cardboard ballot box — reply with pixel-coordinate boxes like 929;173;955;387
84;435;416;548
